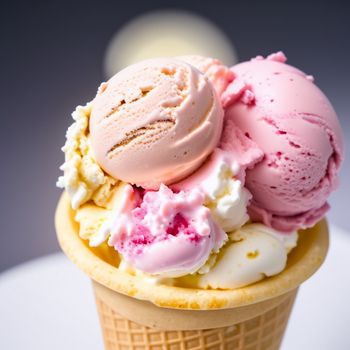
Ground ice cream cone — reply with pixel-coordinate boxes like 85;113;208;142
55;192;329;349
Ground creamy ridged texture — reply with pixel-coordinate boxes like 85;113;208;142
74;183;125;244
75;203;110;242
90;58;224;189
223;52;344;232
177;55;233;96
57;104;117;209
202;156;250;232
173;149;252;232
197;224;298;289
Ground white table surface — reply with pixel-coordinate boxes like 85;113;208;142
1;225;350;350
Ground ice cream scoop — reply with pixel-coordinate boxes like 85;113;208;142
90;58;224;189
177;55;233;96
96;184;227;278
197;224;298;289
223;52;344;232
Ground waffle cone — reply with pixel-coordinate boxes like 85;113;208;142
55;192;329;349
93;281;297;349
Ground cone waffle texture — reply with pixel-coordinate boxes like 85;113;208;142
94;287;297;350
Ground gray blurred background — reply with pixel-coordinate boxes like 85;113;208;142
0;0;349;272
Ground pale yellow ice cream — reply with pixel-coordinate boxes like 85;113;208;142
57;103;118;209
74;182;129;244
196;224;298;289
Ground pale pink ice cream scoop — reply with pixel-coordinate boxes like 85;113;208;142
223;52;344;232
90;58;224;189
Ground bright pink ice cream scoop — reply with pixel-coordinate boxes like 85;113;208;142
108;184;226;277
90;58;223;190
223;52;344;232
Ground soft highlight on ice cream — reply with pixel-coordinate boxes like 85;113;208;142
223;52;344;232
93;184;227;278
90;57;224;189
57;104;117;209
177;55;233;96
